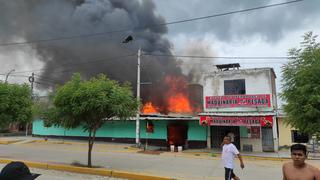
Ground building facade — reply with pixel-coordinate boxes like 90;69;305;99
32;115;207;149
199;65;279;152
277;110;309;148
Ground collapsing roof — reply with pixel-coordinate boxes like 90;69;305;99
139;113;199;120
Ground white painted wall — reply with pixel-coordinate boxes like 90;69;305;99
203;68;277;112
240;138;262;152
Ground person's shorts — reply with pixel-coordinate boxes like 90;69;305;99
224;167;236;180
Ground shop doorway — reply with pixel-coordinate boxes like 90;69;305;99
211;126;240;149
262;127;274;152
167;123;188;148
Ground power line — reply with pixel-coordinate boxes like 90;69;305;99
179;61;286;65
34;81;55;86
157;0;304;26
0;0;304;47
5;54;289;76
0;74;29;78
33;74;60;84
13;54;135;79
143;53;290;60
11;54;136;74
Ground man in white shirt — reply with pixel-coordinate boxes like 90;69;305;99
222;136;244;180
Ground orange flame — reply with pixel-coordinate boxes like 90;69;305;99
141;75;197;114
168;93;192;113
142;102;159;114
165;75;193;114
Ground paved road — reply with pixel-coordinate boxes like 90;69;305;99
0;164;125;180
0;139;319;180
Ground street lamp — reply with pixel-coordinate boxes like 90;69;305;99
122;35;141;147
5;69;15;83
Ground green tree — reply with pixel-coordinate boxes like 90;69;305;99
32;94;54;119
44;73;139;167
281;32;320;135
0;83;32;128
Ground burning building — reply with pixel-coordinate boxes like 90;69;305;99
32;73;207;149
32;64;280;152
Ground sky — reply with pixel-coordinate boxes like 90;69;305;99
153;0;320;105
0;0;320;107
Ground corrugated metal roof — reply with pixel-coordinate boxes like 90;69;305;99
105;114;199;121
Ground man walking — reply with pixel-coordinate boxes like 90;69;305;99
282;144;320;180
222;136;244;180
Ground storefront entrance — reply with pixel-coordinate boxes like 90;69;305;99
262;127;274;151
211;126;240;149
167;123;188;148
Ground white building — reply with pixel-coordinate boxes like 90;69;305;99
199;64;278;152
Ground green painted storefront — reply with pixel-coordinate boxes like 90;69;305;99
32;119;207;148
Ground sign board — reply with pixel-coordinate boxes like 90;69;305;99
205;94;271;108
200;116;273;127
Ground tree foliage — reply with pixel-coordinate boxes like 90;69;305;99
43;73;139;167
281;32;320;135
0;83;32;128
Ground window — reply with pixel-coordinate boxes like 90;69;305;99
224;79;246;95
291;130;309;143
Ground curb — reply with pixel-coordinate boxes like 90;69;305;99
242;155;289;161
28;139;140;151
0;158;177;180
0;139;23;145
178;152;291;161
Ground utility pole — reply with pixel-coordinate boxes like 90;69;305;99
27;73;35;136
122;35;141;147
5;69;15;83
29;73;35;98
136;48;141;147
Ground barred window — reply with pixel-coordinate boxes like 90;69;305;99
224;79;246;95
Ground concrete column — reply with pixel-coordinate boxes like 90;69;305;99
272;116;279;152
207;126;211;148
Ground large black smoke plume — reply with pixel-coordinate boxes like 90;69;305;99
0;0;184;104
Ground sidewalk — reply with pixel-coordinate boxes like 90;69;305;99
182;148;320;160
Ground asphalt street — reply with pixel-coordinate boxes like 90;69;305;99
0;139;319;180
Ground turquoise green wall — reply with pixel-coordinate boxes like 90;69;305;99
240;126;249;138
33;119;148;139
33;119;206;141
140;120;167;139
32;120;135;138
187;121;207;141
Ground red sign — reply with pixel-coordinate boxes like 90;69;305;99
200;116;273;127
205;94;271;108
250;127;261;138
